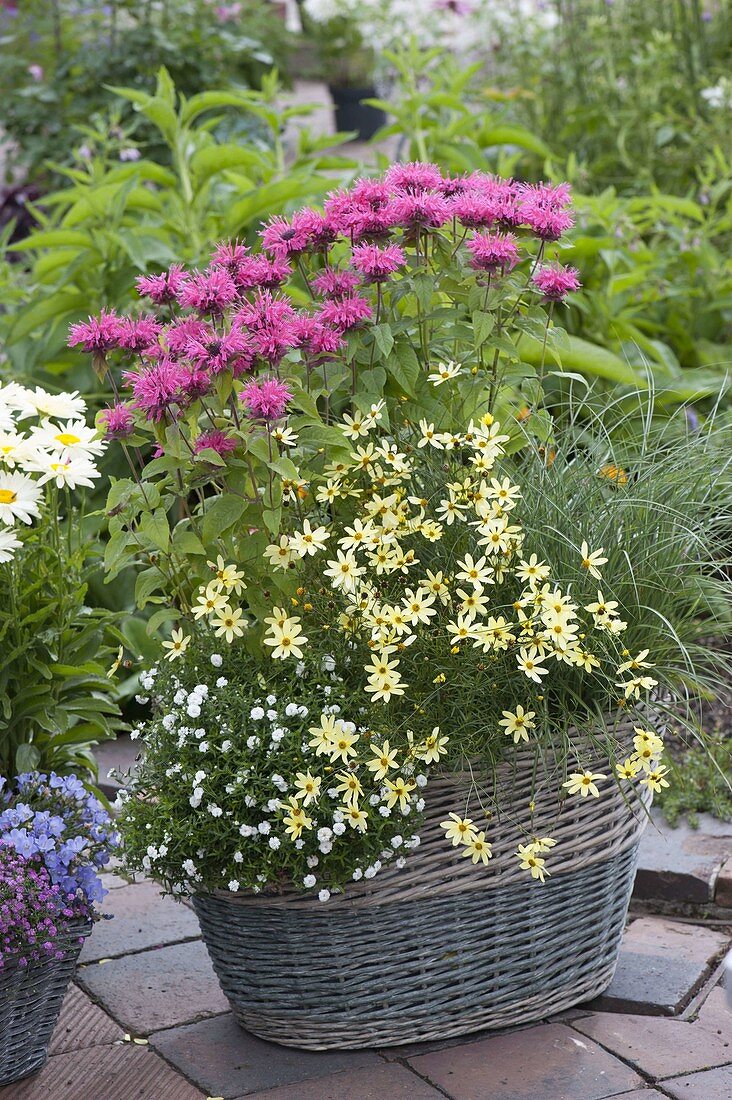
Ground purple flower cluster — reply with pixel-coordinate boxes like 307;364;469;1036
0;847;84;971
68;164;580;440
0;773;119;908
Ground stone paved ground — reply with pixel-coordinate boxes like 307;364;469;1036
0;869;729;1100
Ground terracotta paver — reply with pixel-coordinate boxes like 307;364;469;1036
49;984;123;1055
610;1093;670;1099
660;1066;732;1099
240;1062;445;1099
0;1044;204;1099
80;880;200;962
77;940;228;1034
591;917;729;1016
694;983;731;1037
572;1012;732;1079
408;1022;643;1100
150;1012;382;1098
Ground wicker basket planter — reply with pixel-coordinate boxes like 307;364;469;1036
193;743;651;1050
0;919;92;1085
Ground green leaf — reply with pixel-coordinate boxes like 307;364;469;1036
372;323;394;359
472;310;495;348
520;333;642;386
140;508;170;553
201;495;246;545
15;743;41;772
387;340;420;398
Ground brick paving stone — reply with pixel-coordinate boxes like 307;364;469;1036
572;1012;732;1079
610;1093;670;1099
716;858;732;907
149;1013;381;1098
49;984;123;1055
408;1022;643;1100
77;940;228;1034
660;1066;732;1099
590;917;730;1016
0;1044;204;1100
80;880;200;962
239;1062;444;1099
694;983;731;1037
634;809;732;905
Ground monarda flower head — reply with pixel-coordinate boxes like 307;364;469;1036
532;264;581;301
449;191;501;229
389;192;452;231
318;295;373;333
99;403;135;439
177;269;238;315
68;310;123;353
385;161;445;193
193;429;238;457
135;263;188;305
260;215;313;259
351;243;406;283
124;359;186;421
519;182;575;241
117;316;163;353
311;269;360;300
185;326;253;375
240;378;293;422
466;232;520;273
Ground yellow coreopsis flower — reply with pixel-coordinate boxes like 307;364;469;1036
211;605;246;643
162;627;190;662
282;799;313;840
341;803;369;832
293;772;322;807
462;831;493;865
419;728;449;764
291;519;330;557
579;541;608;580
263;536;296;571
563;770;606;798
517;843;549;882
192;582;229;620
640;765;671;793
440;812;478;846
366;740;399;780
335;771;363;805
308;714;341;756
324;549;365;593
208;556;246;594
383;775;416;811
517;647;549;683
516;555;551;586
498;706;536;744
616;757;641;781
328;727;359;764
263;616;307;660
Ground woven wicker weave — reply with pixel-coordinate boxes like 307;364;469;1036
193;740;652;1049
0;920;91;1085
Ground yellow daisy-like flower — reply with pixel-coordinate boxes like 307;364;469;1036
282;798;313;840
192;582;229;620
462;831;493;865
419;728;449;764
324;549;365;593
563;770;606;798
263;616;307;660
341;803;369;832
517;843;549;882
440;812;477;846
293;772;322;806
328;727;359;764
366;740;398;780
383;775;416;811
211;605;246;643
335;771;363;804
616;757;641;781
162;627;189;662
640;765;671;793
498;705;536;744
579;540;608;580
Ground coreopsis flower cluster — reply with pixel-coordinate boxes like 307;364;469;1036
118;655;433;897
154;403;662;889
0;382;105;563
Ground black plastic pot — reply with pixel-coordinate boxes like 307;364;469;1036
328;85;386;142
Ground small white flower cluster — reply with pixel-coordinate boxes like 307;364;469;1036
0;382;106;563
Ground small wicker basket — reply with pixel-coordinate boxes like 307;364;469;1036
0;919;92;1085
193;741;651;1050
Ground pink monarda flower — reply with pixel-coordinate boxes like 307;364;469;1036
240;378;293;422
124;359;185;421
532;264;581;301
136;264;188;305
186;326;253;375
234;254;292;291
260;215;312;259
179;367;214;400
68;310;123;353
389;192;452;231
351;243;406;283
210;241;250;276
99;403;135;439
291;209;338;253
193;429;238;457
449;191;501;228
467;232;520;273
319;295;373;333
166;317;209;357
385;161;445;193
292;315;344;357
311;269;360;299
178;269;238;315
236;291;298;366
519;182;575;241
117;316;162;353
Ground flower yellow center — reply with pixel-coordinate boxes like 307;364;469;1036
55;432;81;446
0;489;17;504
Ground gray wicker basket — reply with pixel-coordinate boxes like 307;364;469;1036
193;743;651;1050
0;919;92;1085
